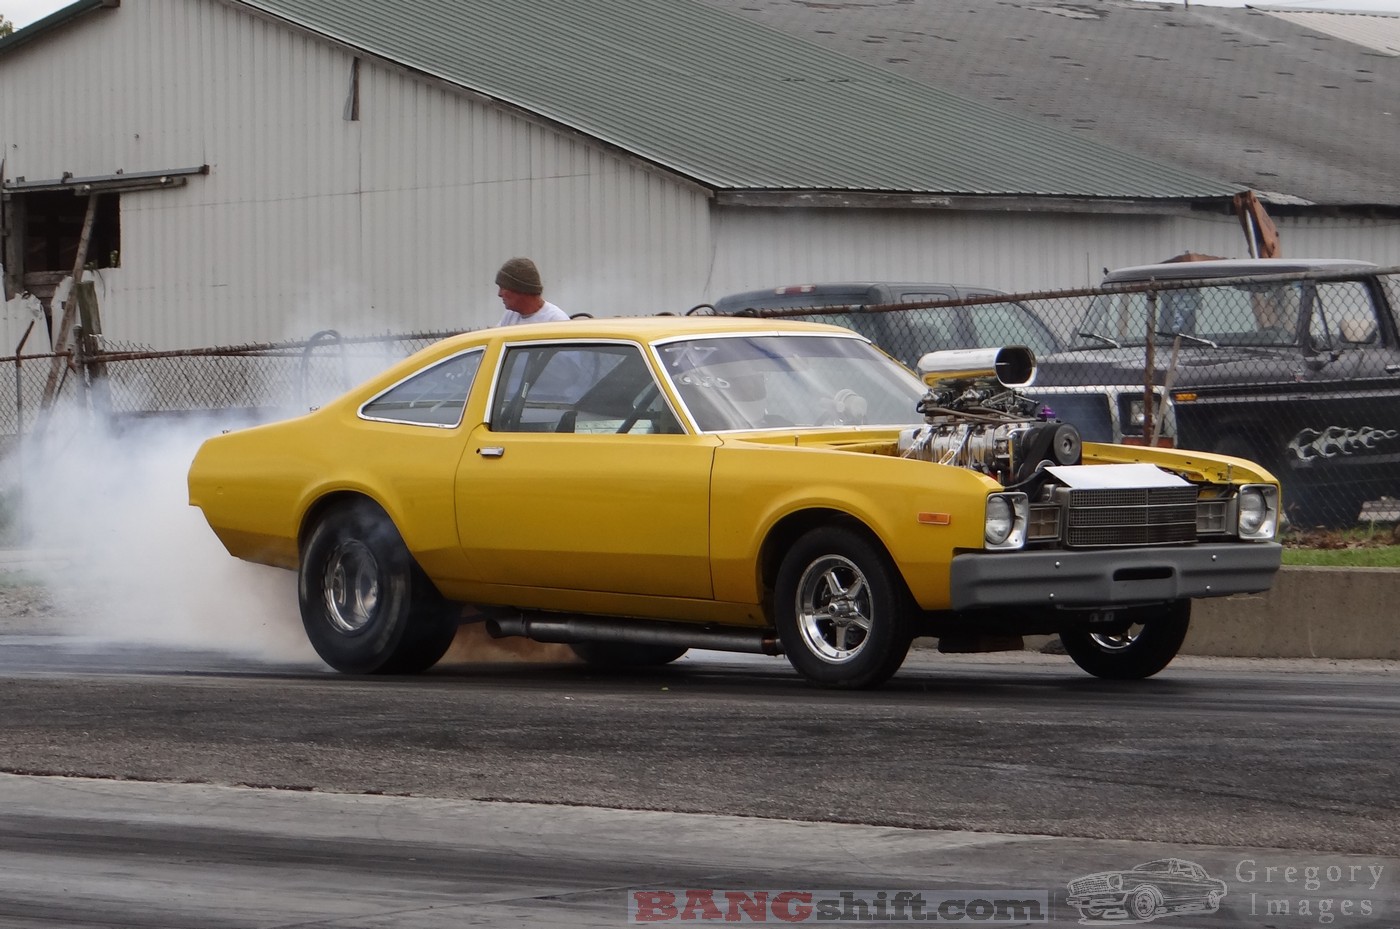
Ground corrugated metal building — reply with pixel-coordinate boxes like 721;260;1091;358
0;0;1395;351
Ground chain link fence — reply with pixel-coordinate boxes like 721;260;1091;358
0;327;466;545
696;267;1400;528
0;329;461;431
4;268;1399;530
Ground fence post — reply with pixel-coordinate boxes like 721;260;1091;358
39;193;98;416
74;281;111;420
11;320;36;546
1142;284;1158;446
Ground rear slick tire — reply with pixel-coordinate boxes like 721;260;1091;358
298;501;458;674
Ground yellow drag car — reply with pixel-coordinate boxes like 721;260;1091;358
188;316;1282;688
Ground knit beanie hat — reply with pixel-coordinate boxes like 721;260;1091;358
495;257;543;295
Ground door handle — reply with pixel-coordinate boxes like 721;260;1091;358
477;446;505;458
1387;364;1400;374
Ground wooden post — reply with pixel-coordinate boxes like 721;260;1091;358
75;281;112;417
39;193;98;412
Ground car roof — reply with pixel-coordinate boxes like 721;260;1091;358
1102;258;1379;284
463;314;865;344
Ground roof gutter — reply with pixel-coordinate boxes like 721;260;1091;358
712;189;1236;217
0;0;119;55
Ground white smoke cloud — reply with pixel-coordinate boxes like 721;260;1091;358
15;403;316;663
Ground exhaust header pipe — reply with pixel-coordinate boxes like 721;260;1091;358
486;613;782;656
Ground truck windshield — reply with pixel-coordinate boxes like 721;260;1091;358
1071;282;1304;349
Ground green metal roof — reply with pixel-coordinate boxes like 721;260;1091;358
233;0;1239;200
0;0;116;54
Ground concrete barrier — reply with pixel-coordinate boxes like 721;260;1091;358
941;566;1400;660
1184;565;1399;660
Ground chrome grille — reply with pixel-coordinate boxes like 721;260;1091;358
1069;877;1114;895
1064;486;1198;547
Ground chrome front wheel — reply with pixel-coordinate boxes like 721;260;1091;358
794;554;874;662
775;526;912;689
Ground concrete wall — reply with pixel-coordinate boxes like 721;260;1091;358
1018;566;1399;660
1184;566;1399;660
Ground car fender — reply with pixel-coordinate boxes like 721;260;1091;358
708;440;998;608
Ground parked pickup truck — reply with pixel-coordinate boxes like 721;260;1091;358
1030;258;1400;527
694;281;1063;369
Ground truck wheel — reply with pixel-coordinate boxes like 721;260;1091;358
775;526;913;689
570;642;689;667
1058;600;1190;680
299;501;458;674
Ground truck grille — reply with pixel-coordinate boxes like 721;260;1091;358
1064;486;1199;547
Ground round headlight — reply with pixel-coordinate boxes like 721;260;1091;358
1238;488;1266;534
985;496;1014;545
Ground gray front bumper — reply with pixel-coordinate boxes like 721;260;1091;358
949;542;1282;610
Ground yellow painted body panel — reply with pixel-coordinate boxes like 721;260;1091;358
188;316;1281;629
710;431;997;609
1080;441;1278;485
455;424;718;598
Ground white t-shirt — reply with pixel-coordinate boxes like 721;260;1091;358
499;301;569;326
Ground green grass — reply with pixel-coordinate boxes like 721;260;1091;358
1281;523;1400;568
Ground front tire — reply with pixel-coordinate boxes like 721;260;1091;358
774;526;913;689
299;501;458;674
1058;600;1190;680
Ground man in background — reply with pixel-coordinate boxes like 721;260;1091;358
496;257;569;326
1248;284;1299;343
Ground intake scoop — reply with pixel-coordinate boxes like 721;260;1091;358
916;345;1036;389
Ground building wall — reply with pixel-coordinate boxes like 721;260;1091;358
703;208;1400;299
0;0;714;351
3;0;1397;354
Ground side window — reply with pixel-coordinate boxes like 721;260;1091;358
888;309;959;364
1311;280;1378;346
896;290;955;305
1197;285;1299;345
359;349;483;427
966;302;1057;355
491;343;681;434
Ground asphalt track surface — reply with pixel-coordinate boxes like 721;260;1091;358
1;635;1398;927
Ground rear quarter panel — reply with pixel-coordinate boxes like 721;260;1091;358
187;402;471;577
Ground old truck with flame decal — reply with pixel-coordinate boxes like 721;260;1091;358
1031;258;1400;528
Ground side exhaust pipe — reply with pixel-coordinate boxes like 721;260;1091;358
486;613;782;656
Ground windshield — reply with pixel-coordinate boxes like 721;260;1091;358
655;333;926;432
1072;282;1305;349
